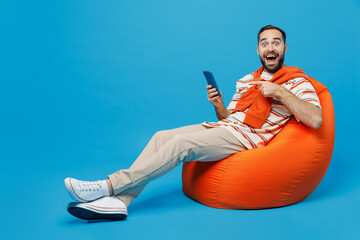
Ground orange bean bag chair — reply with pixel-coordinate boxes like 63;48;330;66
182;79;335;209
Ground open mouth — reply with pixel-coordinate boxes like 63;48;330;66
265;54;278;64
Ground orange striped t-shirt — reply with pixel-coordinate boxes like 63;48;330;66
202;71;321;150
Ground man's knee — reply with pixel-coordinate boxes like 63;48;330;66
154;130;167;138
153;130;173;143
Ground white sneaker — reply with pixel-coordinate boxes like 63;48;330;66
67;196;128;220
64;177;109;202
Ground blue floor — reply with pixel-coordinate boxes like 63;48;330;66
3;156;360;239
1;0;359;239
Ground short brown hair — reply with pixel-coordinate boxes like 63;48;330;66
257;25;286;44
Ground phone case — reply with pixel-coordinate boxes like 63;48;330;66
203;71;221;97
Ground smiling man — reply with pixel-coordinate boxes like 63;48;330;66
258;26;287;73
64;25;322;221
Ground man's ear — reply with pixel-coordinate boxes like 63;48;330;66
257;45;259;55
284;43;287;53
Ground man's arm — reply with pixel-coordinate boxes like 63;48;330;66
249;81;322;129
206;85;231;120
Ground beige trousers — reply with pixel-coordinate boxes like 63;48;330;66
108;124;246;206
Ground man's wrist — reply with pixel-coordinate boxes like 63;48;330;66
214;103;230;120
214;102;226;111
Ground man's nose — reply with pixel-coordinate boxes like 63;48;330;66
267;43;274;50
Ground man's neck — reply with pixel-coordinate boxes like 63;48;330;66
260;70;274;80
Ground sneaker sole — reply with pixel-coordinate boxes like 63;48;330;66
67;202;127;220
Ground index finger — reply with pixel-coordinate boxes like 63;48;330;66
249;81;264;86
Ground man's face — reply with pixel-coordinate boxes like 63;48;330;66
257;29;287;73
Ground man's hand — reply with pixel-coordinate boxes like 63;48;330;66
206;85;231;120
249;81;322;129
206;85;223;107
249;81;284;98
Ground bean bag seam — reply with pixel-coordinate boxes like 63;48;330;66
280;135;320;203
214;155;233;207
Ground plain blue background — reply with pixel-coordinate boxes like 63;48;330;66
1;0;359;239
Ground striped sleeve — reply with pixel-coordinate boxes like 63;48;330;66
288;77;321;109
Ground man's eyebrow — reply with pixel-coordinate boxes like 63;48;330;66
260;37;282;42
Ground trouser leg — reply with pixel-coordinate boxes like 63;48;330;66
108;125;245;206
129;124;209;170
109;124;208;206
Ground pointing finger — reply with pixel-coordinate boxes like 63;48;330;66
249;81;264;86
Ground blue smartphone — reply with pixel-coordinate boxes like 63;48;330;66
203;71;221;97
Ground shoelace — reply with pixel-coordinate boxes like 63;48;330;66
79;181;103;192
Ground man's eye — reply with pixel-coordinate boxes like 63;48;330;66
262;43;267;47
274;42;279;46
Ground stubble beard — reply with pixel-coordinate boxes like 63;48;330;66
260;52;285;74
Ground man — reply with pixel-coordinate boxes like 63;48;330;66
64;25;322;220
